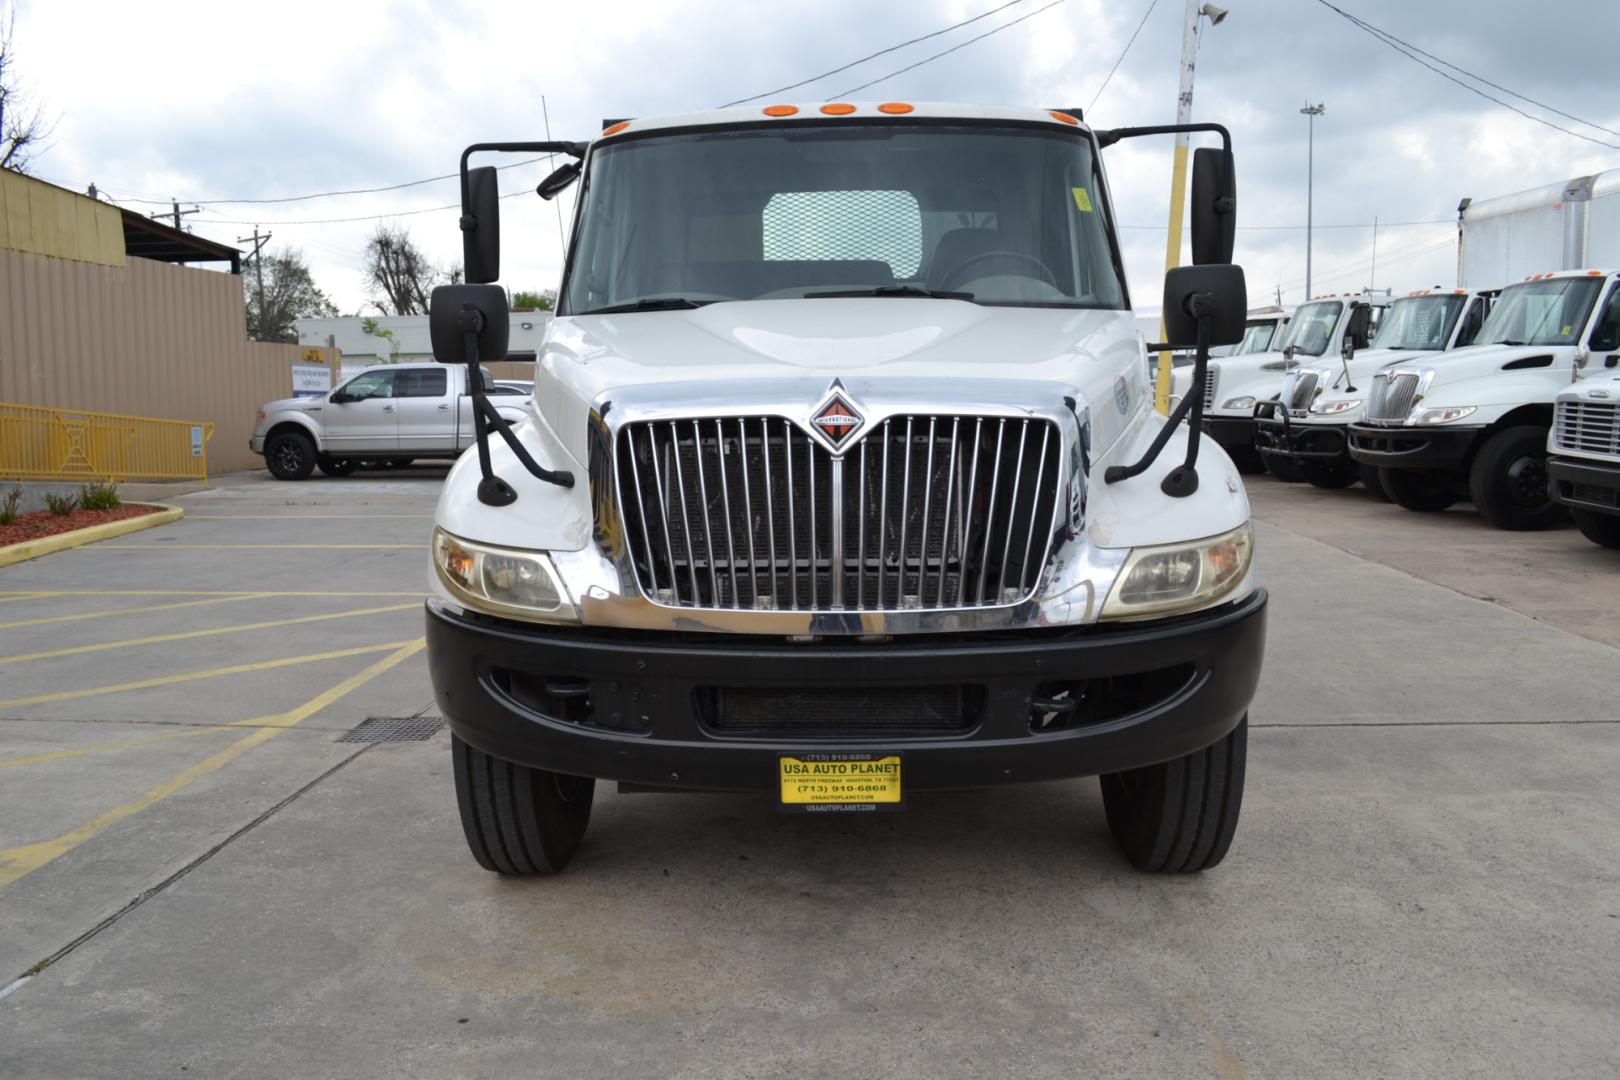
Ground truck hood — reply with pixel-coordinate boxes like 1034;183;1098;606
535;299;1145;464
1397;341;1578;411
262;396;317;413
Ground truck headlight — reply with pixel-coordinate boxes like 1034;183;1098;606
1100;523;1253;620
433;528;577;622
1222;396;1256;411
1411;406;1476;425
1310;399;1361;416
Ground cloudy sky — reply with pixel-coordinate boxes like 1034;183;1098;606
12;0;1620;314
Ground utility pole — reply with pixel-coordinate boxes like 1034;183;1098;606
238;226;273;340
156;197;201;231
1155;0;1228;415
1300;102;1325;300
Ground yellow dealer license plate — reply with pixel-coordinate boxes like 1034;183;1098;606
778;753;903;813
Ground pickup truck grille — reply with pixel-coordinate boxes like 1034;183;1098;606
1365;371;1421;423
1553;400;1620;455
615;415;1062;612
1283;369;1320;415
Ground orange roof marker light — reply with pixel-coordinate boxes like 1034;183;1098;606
878;102;914;114
1050;111;1080;125
602;121;631;137
821;103;856;115
763;104;798;117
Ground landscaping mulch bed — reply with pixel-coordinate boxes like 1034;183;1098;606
0;504;163;547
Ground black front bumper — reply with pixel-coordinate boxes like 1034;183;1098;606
1201;415;1257;453
425;591;1269;793
1549;455;1620;516
1348;423;1482;474
1254;411;1350;463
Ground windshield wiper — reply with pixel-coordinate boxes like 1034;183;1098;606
578;297;714;315
802;285;976;301
1497;339;1528;346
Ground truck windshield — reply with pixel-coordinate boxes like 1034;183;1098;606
560;123;1128;314
1477;278;1602;347
1371;295;1465;350
1274;301;1342;356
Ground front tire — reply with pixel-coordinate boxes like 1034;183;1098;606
452;735;594;875
1230;447;1266;475
316;455;357;478
265;431;316;481
1468;425;1563;530
1360;463;1392;502
1572;509;1620;549
1100;718;1246;873
1380;468;1459;512
1301;458;1358;489
1265;456;1306;483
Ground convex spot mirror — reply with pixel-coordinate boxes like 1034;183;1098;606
537;161;580;200
430;284;510;367
1190;146;1237;266
1162;264;1247;347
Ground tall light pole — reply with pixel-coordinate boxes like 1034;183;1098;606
1300;102;1325;300
1155;1;1229;415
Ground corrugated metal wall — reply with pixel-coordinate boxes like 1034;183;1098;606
0;170;125;267
0;248;320;475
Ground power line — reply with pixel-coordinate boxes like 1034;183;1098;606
1313;1;1620;154
1088;0;1160;113
115;155;550;208
832;0;1070;99
195;188;532;227
719;0;1028;107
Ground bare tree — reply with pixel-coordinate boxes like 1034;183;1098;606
0;5;50;173
364;224;444;315
245;247;337;342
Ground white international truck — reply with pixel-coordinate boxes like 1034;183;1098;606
1348;270;1620;527
1253;288;1495;490
1171;291;1387;473
1549;368;1620;549
250;362;530;479
422;102;1268;875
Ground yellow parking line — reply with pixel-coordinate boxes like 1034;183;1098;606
0;726;229;769
0;593;66;604
95;544;426;550
0;639;421;709
0;589;428;598
0;593;270;631
0;602;418;666
0;639;426;889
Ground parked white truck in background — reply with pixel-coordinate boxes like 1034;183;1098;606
1349;270;1620;528
1173;290;1388;473
251;362;530;480
1254;288;1495;491
421;102;1268;876
1459;167;1620;287
1549;355;1620;549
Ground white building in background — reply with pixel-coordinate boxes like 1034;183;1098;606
295;312;553;378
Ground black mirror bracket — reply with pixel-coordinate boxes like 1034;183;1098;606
1106;295;1217;498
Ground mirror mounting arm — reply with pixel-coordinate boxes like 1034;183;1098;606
1105;304;1214;497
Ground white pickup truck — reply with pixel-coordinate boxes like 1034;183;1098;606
250;362;530;479
421;101;1268;876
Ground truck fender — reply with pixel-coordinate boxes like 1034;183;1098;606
262;415;324;451
1086;414;1251;550
437;414;591;552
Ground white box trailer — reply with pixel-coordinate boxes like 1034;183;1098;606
1459;167;1620;287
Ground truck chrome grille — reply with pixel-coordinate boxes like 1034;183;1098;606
1202;364;1219;410
615;415;1063;612
1283;369;1320;415
1365;371;1420;423
1554;400;1620;455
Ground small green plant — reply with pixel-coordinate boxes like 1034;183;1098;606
0;487;20;526
44;492;79;517
79;483;122;511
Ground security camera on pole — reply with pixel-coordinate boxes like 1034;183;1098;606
1155;1;1228;415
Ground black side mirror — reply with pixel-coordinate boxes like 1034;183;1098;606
1190;146;1237;265
431;284;509;365
461;166;501;284
538;161;581;201
329;390;348;405
1162;264;1247;347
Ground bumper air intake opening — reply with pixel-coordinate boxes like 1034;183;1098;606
1030;662;1197;733
695;684;983;738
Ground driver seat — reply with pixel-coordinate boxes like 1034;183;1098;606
925;228;1003;290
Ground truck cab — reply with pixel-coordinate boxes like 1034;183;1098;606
251;362;530;480
1549;347;1620;550
1349;269;1620;527
1254;288;1494;490
1173;291;1388;472
422;102;1266;876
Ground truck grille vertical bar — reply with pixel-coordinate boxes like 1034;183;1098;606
616;412;1060;614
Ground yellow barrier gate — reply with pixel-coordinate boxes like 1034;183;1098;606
0;403;215;482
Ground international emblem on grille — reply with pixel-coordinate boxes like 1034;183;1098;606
808;389;863;452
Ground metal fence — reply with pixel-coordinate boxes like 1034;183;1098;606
0;403;215;482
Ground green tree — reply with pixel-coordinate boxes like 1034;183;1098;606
360;317;402;362
511;289;556;311
245;248;337;342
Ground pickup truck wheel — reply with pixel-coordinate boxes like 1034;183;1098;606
452;734;594;875
1572;509;1620;549
1101;717;1246;873
1380;468;1459;512
1265;456;1306;483
1468;425;1564;530
1359;463;1392;502
316;455;357;477
265;431;316;480
1300;459;1358;489
388;457;416;468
